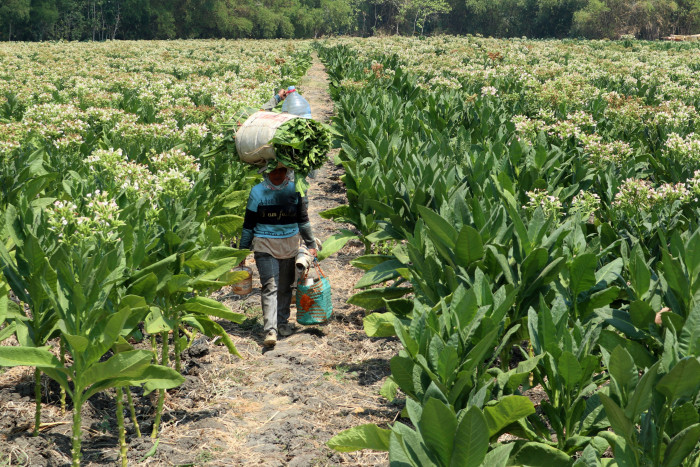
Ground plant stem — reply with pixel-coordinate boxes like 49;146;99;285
60;340;66;415
151;333;158;361
152;330;169;438
71;389;83;467
126;388;141;438
33;368;41;437
174;314;181;373
115;387;128;467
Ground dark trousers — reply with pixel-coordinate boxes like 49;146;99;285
254;252;295;332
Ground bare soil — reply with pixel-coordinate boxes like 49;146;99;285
0;55;399;466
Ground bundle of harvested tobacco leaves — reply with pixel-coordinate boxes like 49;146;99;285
268;118;332;194
203;111;332;195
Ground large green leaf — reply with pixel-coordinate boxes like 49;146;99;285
0;322;16;342
595;258;624;286
390;355;416;397
451;405;489;467
483;395;535;438
82;350;153;387
350;255;395;271
355;259;403;289
662;251;689;310
184;296;245;323
628;244;650;298
61;332;90;354
0;346;62;368
87;364;184;399
573;444;601;467
418;206;456;249
182;315;241;358
629;301;655;330
624;362;659;421
418;398;457;466
683;231;700;280
89;307;132;364
599;393;635;440
364;312;397;337
663;423;700;467
455;225;484;267
570;253;597;298
0;283;8;325
559;351;583;389
319;205;353;222
319;229;358;261
208;214;244;237
520;248;548;286
348;287;412;310
510;442;573;467
128;272;158;302
608;345;636;398
656;357;700;402
326;424;391;452
144;307;173;334
669;402;699;435
679;301;700;357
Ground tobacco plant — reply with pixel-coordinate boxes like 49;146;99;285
319;40;700;465
597;342;700;466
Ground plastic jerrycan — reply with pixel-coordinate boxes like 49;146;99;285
281;86;312;118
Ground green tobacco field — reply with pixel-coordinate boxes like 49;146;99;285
1;37;700;466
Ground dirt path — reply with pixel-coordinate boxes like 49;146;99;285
0;55;397;466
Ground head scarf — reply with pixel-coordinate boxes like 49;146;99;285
263;168;294;191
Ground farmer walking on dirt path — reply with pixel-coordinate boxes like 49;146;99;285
237;88;320;347
239;164;318;347
239;165;318;347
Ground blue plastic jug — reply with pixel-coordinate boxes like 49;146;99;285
282;86;312;118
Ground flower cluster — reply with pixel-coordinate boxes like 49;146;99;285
580;134;633;167
613;178;692;211
523;189;562;218
571;191;600;220
148;148;201;176
46;191;124;245
664;133;700;165
155;168;195;198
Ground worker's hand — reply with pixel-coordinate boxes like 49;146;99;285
308;248;317;258
278;89;288;100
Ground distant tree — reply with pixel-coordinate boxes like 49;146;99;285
407;0;450;34
572;0;616;37
463;0;531;37
572;0;688;39
322;0;357;34
0;0;31;40
534;0;586;37
254;7;278;38
674;0;700;33
29;0;60;40
627;0;678;39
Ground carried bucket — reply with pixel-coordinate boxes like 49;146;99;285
231;266;253;295
235;111;298;167
295;261;332;325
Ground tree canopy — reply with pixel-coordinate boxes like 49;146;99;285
0;0;698;41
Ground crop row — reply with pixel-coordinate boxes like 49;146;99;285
0;40;312;466
319;38;700;466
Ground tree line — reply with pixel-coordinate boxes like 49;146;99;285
0;0;698;42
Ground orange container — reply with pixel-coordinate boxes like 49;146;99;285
231;266;253;295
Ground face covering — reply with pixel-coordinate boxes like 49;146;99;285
268;168;288;185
